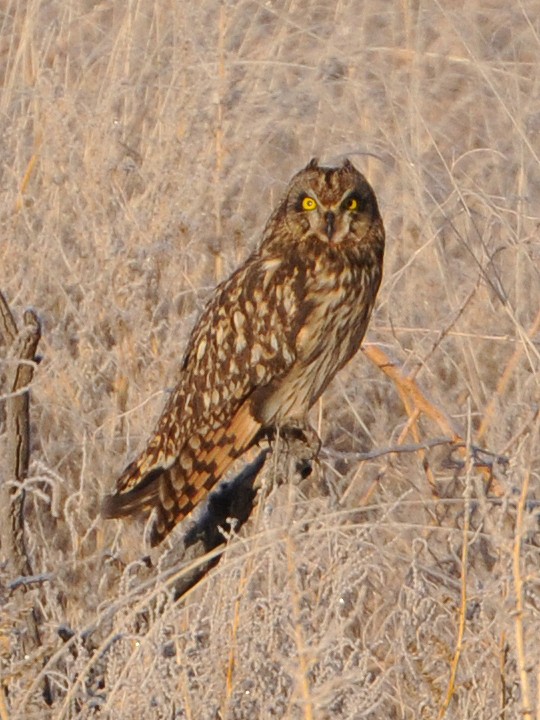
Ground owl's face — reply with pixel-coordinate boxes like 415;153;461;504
274;158;381;247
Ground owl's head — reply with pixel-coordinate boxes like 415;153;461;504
262;158;383;250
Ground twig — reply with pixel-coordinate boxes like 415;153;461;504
0;295;41;578
8;573;54;592
363;343;505;495
437;399;473;718
499;632;509;719
212;1;227;281
0;291;52;706
14;131;42;213
324;436;454;462
0;686;8;720
363;343;461;439
0;291;17;342
477;305;540;443
511;430;536;720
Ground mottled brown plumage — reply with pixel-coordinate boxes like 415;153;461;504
102;158;385;545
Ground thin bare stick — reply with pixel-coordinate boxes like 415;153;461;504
477;306;540;443
511;432;535;720
363;343;461;440
0;291;17;342
437;400;473;718
0;291;52;705
0;685;9;720
363;343;505;495
326;436;455;462
0;294;41;577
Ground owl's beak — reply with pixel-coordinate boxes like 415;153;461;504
325;211;335;240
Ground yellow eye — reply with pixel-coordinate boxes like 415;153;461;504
345;197;358;211
302;196;317;211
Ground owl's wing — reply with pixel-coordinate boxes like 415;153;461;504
102;253;306;545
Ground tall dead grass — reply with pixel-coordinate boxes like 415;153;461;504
1;1;539;718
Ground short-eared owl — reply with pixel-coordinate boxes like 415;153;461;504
102;158;385;545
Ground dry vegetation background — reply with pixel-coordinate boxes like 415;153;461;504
1;0;539;718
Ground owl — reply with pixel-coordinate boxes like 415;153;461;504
102;158;385;545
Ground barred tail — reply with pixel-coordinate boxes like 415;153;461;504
102;401;262;546
148;402;262;545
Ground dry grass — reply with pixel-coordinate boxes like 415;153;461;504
1;0;539;718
